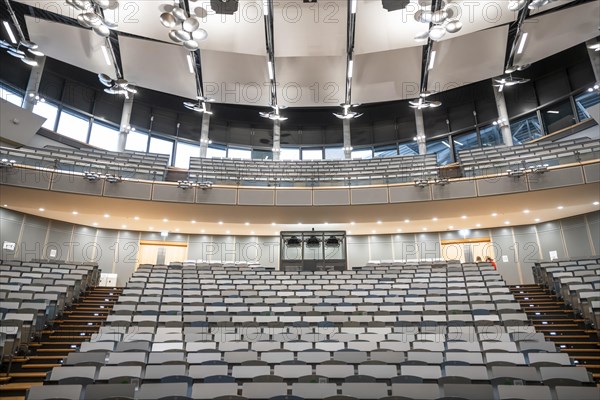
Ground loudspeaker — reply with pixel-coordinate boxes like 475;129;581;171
210;0;239;15
382;0;411;12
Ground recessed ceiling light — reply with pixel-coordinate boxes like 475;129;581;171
432;217;438;221
372;230;376;234
225;230;230;234
350;221;355;225
377;221;382;224
250;231;255;235
504;221;510;225
245;222;250;226
523;209;530;214
404;219;410;223
121;225;127;229
461;215;467;219
218;221;223;225
298;222;303;225
557;206;564;210
163;218;169;222
546;110;559;114
134;216;140;220
191;220;196;224
38;207;45;212
593;201;599;206
448;225;454;229
491;213;497;217
475;223;481;227
201;229;205;233
271;222;276;226
103;214;110;218
149;226;154;230
324;222;328;225
534;218;540;222
72;211;78;215
93;222;98;226
175;228;179;232
397;228;402;232
2;204;7;207
347;231;352;234
422;227;428;231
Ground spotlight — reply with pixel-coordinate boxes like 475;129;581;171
382;0;410;12
0;159;15;168
507;168;526;178
414;179;429;188
177;180;197;190
199;181;213;189
434;178;449;186
83;171;100;181
325;236;340;247
210;0;239;14
286;236;301;247
105;174;122;183
306;234;321;248
531;164;549;174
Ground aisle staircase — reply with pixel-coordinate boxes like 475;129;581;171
510;284;600;384
0;287;122;399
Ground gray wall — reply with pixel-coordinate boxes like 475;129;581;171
1;208;598;286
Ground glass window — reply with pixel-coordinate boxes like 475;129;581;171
325;147;345;160
510;114;543;144
89;121;120;151
351;148;372;159
542;100;576;134
426;138;452;165
252;149;273;160
228;147;251;159
56;110;89;142
479;124;503;148
398;141;419;156
125;130;148;152
374;145;398;158
149;136;174;164
207;145;226;158
1;86;23;106
574;89;600;121
302;149;323;160
280;147;300;161
452;131;479;161
32;101;59;130
174;142;200;169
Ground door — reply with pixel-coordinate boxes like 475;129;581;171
138;241;188;268
441;239;494;263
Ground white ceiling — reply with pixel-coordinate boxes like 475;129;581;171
515;1;600;66
119;36;198;99
18;0;597;107
24;16;114;76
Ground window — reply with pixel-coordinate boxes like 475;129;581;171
452;131;479;161
324;147;345;160
510;114;543;144
89;122;120;151
374;145;398;158
351;149;372;160
398;141;419;156
542;100;576;134
479;124;503;148
149;136;174;164
426;138;452;165
280;147;300;161
228;147;251;159
125;130;148;152
252;149;273;160
175;142;200;169
56;110;89;142
302;149;323;160
206;145;226;158
1;86;23;106
574;90;600;121
33;101;59;130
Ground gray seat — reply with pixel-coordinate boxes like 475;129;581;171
136;382;189;400
26;384;82;400
83;383;137;400
443;384;494;400
497;385;552;400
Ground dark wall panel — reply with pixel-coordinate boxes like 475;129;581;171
537;221;566;260
561;215;593;257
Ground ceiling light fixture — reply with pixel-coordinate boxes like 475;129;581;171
260;104;288;121
159;2;208;49
267;61;274;80
517;32;528;54
594;201;599;206
186;54;195;74
350;0;357;14
409;96;441;110
334;103;362;120
68;0;119;37
2;6;45;65
101;45;111;66
413;2;462;42
428;51;436;70
3;21;17;44
494;75;530;92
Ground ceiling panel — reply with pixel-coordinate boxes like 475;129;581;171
515;1;599;66
273;0;347;57
352;46;423;104
200;50;270;106
275;56;346;107
119;36;197;100
354;0;516;55
427;25;508;93
24;16;114;76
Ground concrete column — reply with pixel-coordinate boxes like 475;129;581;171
117;95;134;152
272;120;281;161
492;78;514;147
22;56;46;111
586;40;600;82
414;108;427;155
199;108;211;158
342;119;351;159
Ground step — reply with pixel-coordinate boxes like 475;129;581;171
0;382;43;391
35;348;76;353
21;363;62;369
0;373;47;379
27;356;67;361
